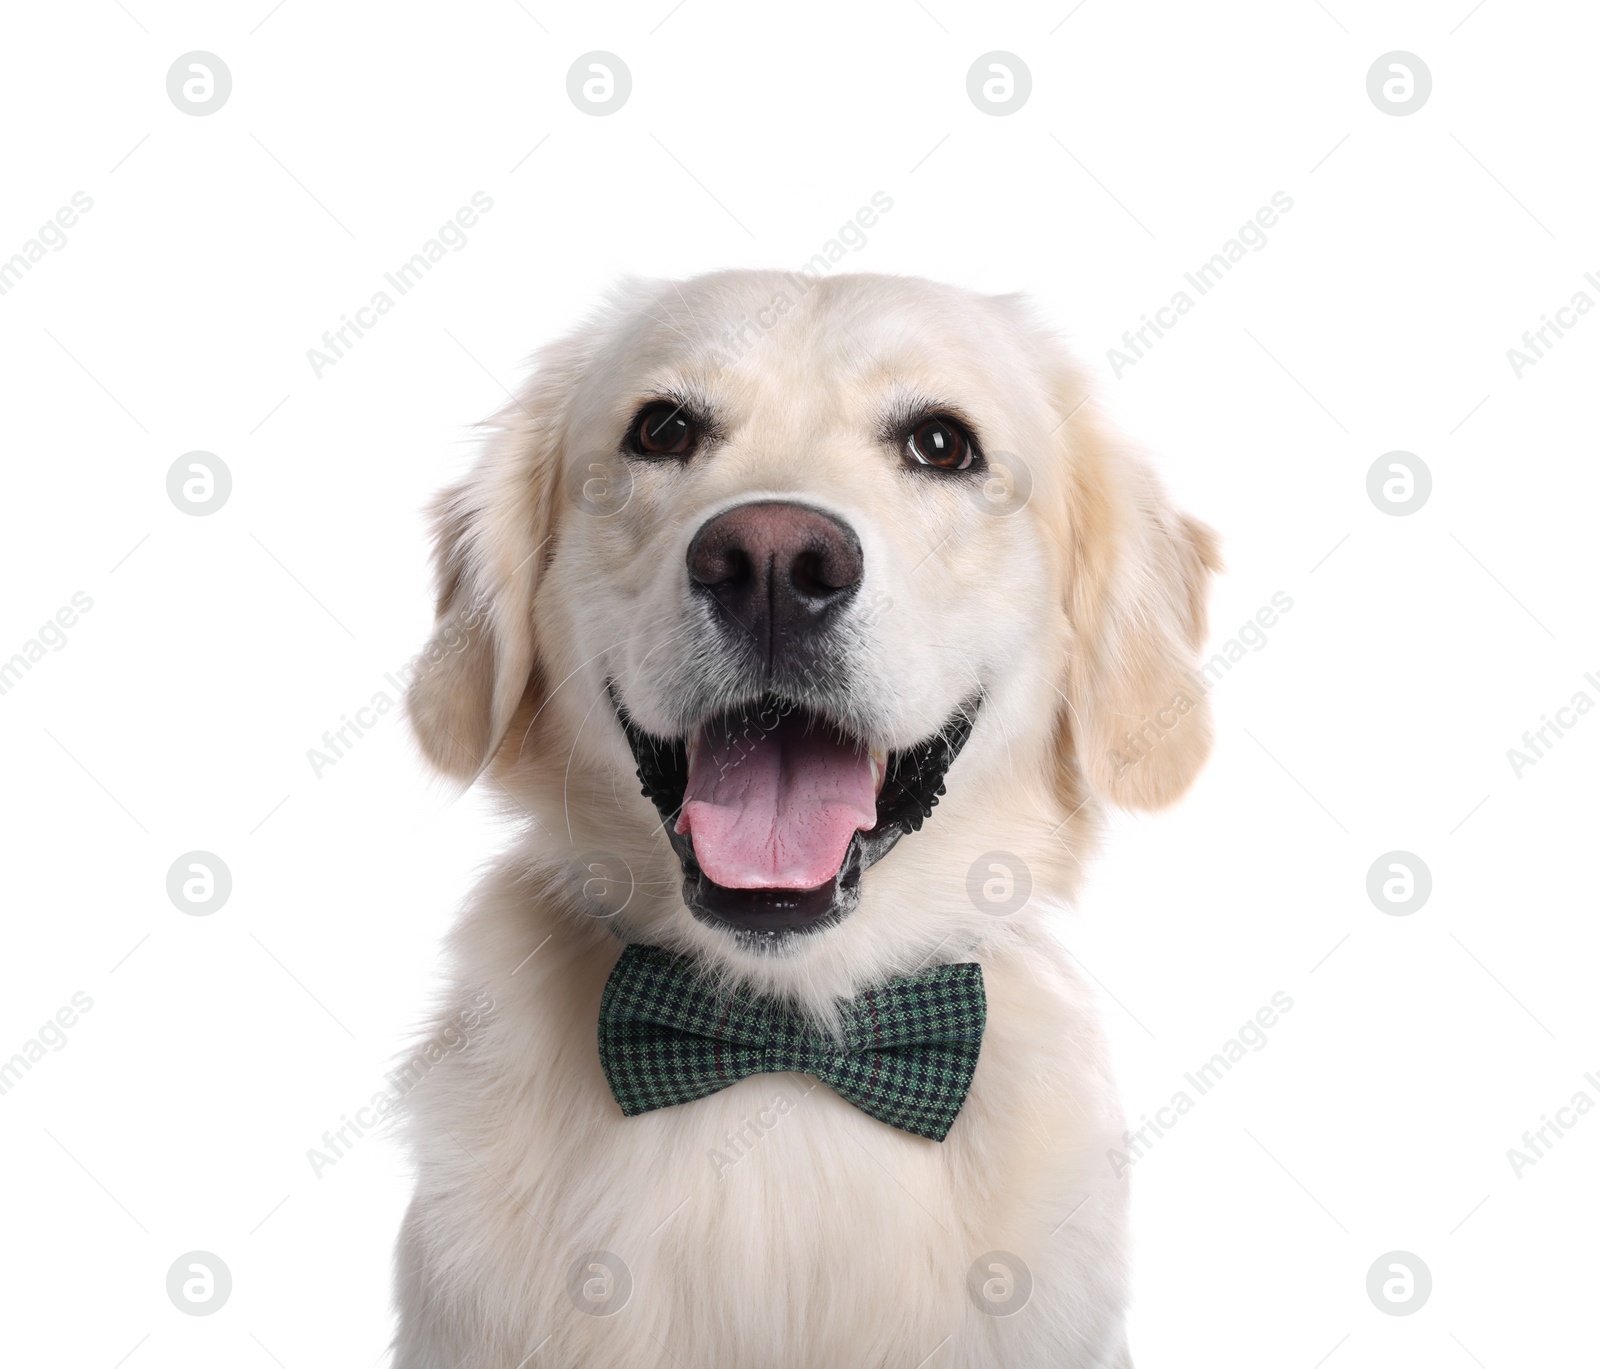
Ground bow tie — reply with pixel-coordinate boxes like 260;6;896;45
597;945;985;1141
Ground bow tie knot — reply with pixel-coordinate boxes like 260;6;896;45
597;945;986;1141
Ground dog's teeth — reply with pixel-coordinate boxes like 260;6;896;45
869;745;887;795
686;733;701;769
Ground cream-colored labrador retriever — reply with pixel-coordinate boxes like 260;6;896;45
393;270;1217;1368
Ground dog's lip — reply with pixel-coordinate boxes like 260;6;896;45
608;683;979;941
610;687;880;752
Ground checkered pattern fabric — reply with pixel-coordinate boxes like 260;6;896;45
597;944;986;1141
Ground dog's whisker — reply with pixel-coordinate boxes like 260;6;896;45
515;619;699;764
561;683;623;844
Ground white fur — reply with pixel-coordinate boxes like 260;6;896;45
393;271;1217;1367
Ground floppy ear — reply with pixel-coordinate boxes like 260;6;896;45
1055;411;1221;810
406;372;569;782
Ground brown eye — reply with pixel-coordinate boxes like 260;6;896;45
631;402;699;457
906;417;974;471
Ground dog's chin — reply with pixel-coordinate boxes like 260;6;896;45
610;686;978;949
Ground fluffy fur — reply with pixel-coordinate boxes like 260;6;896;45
393;271;1218;1367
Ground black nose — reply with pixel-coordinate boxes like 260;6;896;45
686;501;864;669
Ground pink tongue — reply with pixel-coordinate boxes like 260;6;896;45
675;710;878;890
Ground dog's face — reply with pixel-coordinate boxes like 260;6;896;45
408;272;1217;997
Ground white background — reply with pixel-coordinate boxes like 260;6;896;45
2;1;1596;1365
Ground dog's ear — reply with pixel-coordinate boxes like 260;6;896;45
1051;408;1221;810
406;371;570;782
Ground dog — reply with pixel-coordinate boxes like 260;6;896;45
392;270;1218;1368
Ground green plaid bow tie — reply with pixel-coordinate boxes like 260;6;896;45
598;945;986;1141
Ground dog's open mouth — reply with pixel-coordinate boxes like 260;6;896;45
611;688;977;942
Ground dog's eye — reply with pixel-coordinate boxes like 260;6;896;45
902;415;972;470
630;403;699;458
905;417;975;471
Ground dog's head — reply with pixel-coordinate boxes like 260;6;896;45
408;272;1217;997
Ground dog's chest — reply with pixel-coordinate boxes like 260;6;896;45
407;957;1130;1368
